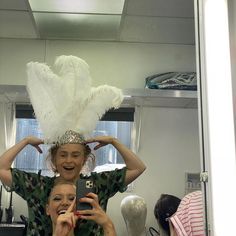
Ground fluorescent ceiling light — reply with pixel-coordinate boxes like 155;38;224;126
29;0;125;14
33;13;121;39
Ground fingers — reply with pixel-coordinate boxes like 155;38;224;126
85;138;98;144
57;212;77;229
27;136;44;153
86;193;98;202
76;193;111;227
38;139;44;144
85;136;107;143
66;198;76;213
56;199;77;232
79;193;98;207
85;140;95;144
93;144;104;150
35;145;43;153
84;137;105;150
78;193;101;215
72;213;78;228
79;196;94;207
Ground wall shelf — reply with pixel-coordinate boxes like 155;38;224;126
0;85;198;108
123;88;197;108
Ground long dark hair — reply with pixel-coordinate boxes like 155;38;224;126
154;194;181;235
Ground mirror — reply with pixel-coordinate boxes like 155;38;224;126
0;0;206;235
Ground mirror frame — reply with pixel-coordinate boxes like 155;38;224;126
195;0;236;235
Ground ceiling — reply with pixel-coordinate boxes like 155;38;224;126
0;0;195;44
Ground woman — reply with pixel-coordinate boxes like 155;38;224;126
47;180;116;236
0;134;146;235
154;194;181;235
154;191;205;236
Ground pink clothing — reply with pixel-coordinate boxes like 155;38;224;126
170;191;205;236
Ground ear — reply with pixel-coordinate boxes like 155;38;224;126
46;204;50;216
82;156;88;166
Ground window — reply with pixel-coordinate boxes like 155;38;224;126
14;105;134;176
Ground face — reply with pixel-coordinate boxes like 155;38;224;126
46;184;76;225
54;143;87;181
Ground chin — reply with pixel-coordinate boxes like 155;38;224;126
60;172;72;179
63;176;76;181
60;170;80;181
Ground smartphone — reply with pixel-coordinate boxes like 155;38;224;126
76;178;95;211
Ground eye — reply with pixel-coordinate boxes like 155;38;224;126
72;152;81;158
59;152;67;158
52;195;62;201
68;195;76;201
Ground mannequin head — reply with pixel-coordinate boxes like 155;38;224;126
121;195;147;236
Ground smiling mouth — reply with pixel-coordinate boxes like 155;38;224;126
63;167;75;171
58;209;67;215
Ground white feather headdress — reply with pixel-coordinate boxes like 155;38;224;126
26;55;124;143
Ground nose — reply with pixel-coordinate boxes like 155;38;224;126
64;155;73;162
61;197;70;206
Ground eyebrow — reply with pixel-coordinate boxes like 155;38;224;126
58;151;81;154
51;193;76;198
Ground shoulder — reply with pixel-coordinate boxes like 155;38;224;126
181;191;203;206
176;191;203;218
91;167;126;178
12;168;55;193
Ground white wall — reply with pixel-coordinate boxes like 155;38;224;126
106;107;200;235
0;39;195;89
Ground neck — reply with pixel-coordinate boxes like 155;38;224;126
56;175;78;183
125;223;146;236
53;232;74;236
127;228;146;236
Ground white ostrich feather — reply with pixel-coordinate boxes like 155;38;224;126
26;55;124;143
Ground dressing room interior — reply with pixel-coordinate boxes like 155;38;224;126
0;0;236;236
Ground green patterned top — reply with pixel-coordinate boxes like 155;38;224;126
11;167;127;236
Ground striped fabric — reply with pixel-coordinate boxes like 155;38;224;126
170;191;205;236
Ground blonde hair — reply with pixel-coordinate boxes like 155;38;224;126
47;178;76;202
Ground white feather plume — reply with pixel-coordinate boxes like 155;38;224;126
26;55;124;143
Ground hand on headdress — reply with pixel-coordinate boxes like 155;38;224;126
24;136;44;153
85;136;116;150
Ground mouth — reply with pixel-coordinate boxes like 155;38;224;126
57;209;67;215
63;166;75;171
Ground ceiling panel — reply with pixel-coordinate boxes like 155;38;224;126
29;0;125;14
34;13;121;40
0;0;195;44
0;0;28;10
0;10;37;38
126;0;194;17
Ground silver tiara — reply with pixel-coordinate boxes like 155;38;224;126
57;130;85;145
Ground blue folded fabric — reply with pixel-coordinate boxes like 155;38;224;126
145;72;197;91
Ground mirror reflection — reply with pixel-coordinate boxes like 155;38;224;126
0;0;203;235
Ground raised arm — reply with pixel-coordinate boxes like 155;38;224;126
0;136;43;187
85;136;146;185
